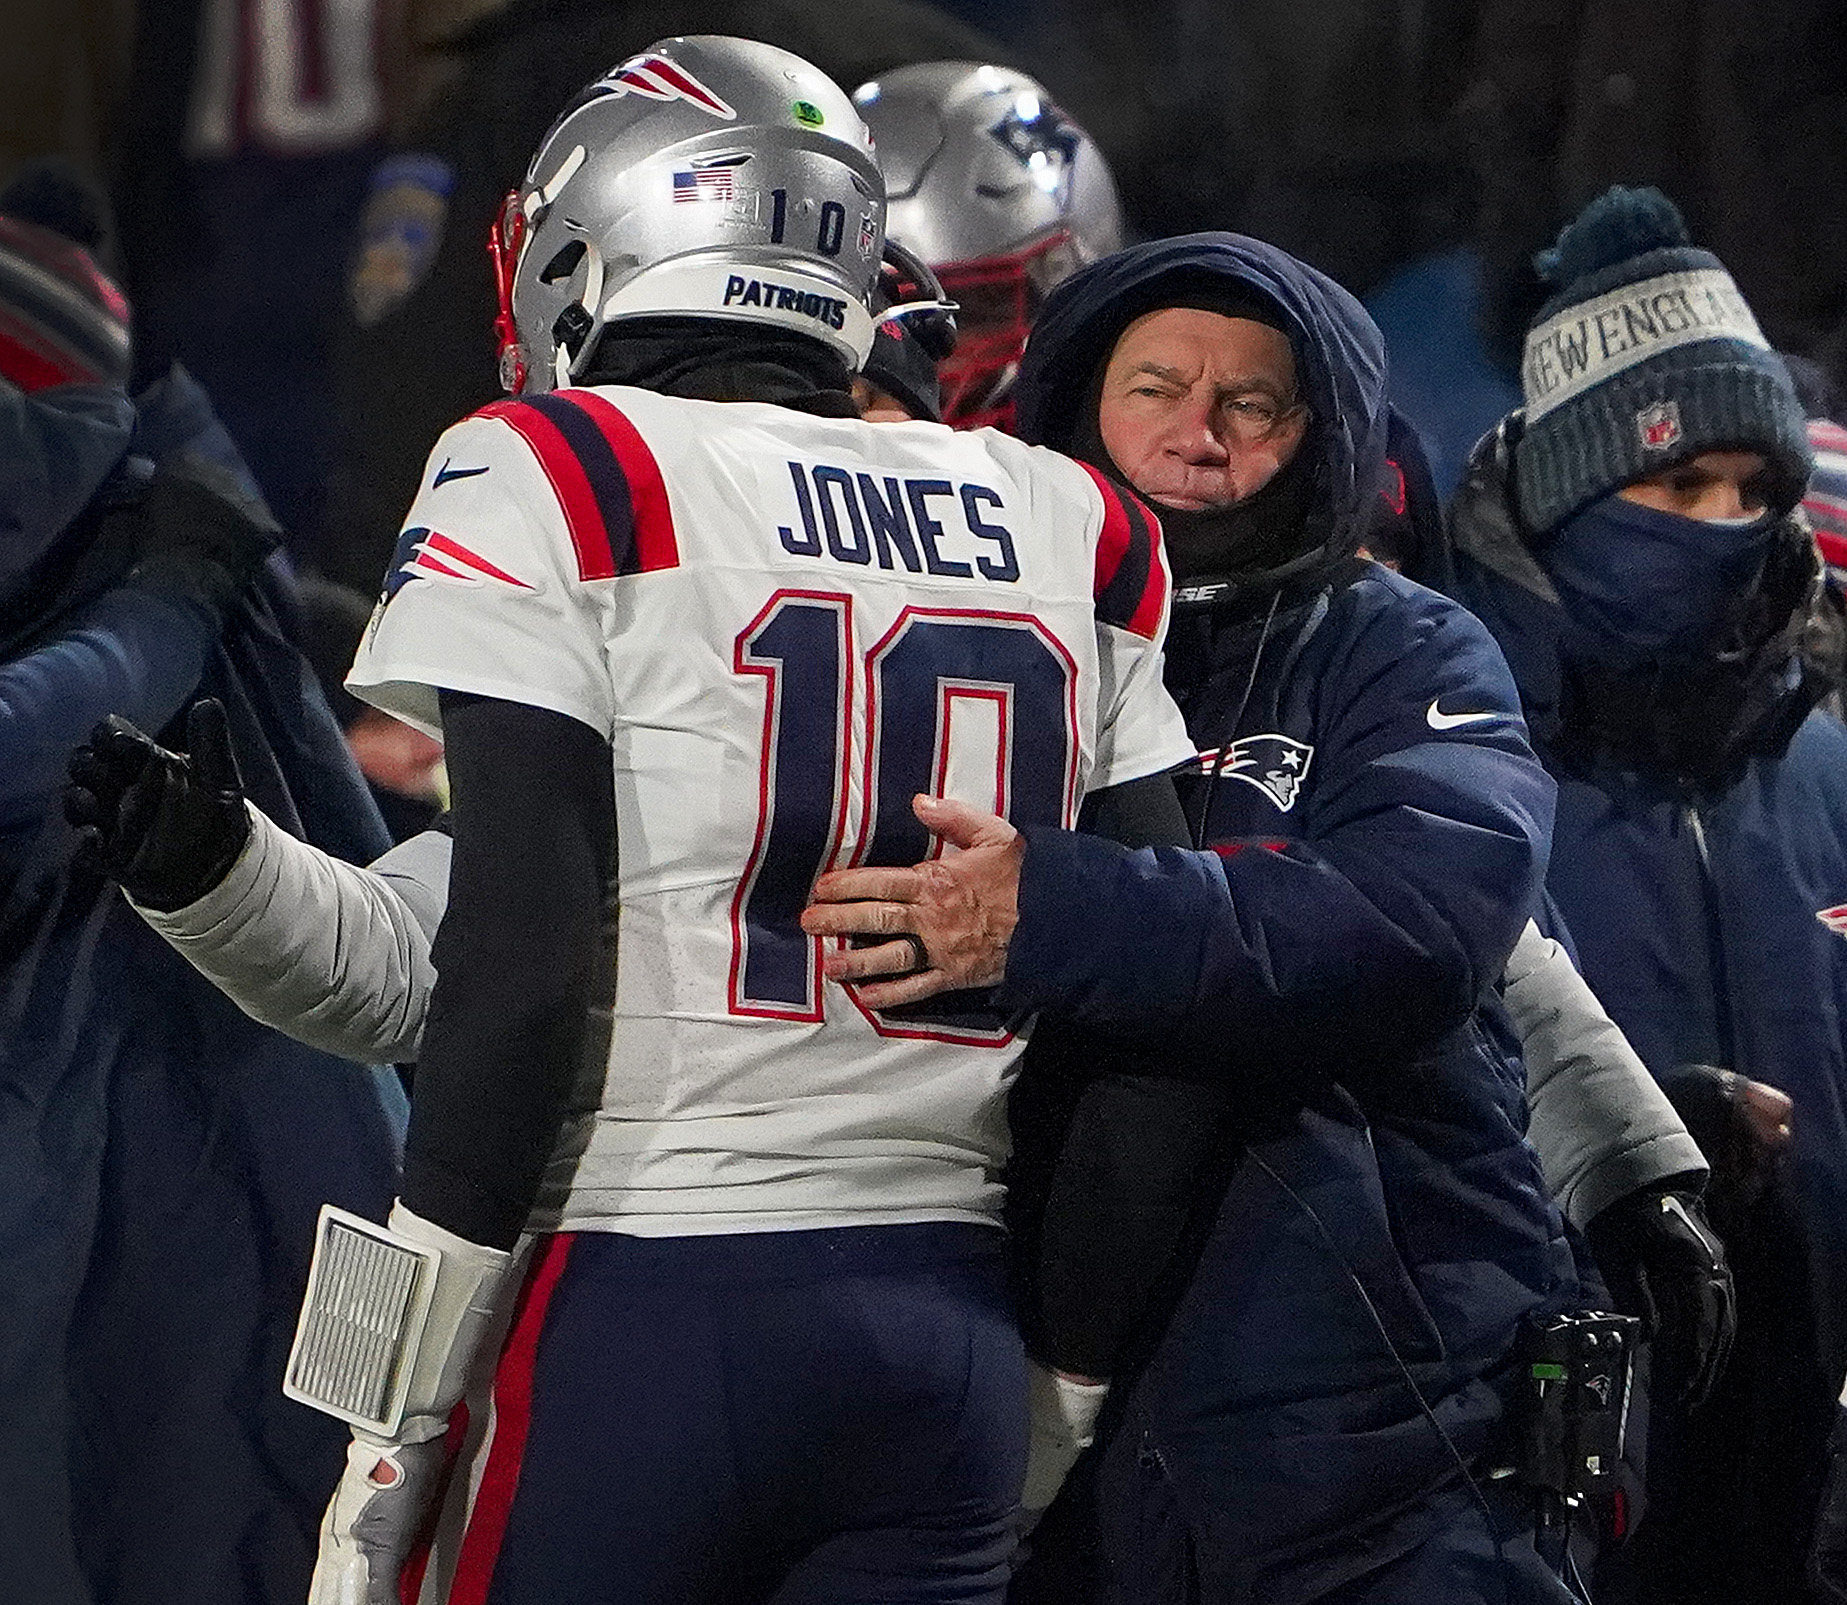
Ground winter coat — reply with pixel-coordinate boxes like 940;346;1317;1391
1004;234;1581;1602
1446;418;1847;1379
0;371;404;1605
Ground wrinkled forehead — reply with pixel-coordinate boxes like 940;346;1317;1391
1104;305;1299;390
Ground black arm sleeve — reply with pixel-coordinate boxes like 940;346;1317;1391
400;692;614;1249
1075;769;1192;849
1022;768;1236;1377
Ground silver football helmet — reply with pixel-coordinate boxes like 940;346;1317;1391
492;37;885;393
853;63;1124;429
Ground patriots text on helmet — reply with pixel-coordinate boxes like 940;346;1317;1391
721;275;847;330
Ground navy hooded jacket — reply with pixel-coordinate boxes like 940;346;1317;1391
1446;420;1847;1378
1003;236;1579;1601
0;372;405;1605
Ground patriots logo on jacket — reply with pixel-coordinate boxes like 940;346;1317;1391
1817;905;1847;939
383;526;534;603
1194;734;1314;812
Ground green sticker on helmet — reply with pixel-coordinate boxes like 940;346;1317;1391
792;101;825;127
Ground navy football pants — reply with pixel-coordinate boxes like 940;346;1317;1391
450;1223;1027;1605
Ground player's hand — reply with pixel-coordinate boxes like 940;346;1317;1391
801;795;1023;1009
310;1431;450;1605
64;698;251;911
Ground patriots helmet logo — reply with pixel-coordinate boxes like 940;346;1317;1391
1196;734;1315;812
1817;905;1847;939
988;95;1082;204
382;526;535;604
596;53;737;119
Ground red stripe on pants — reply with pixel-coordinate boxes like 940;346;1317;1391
446;1234;577;1603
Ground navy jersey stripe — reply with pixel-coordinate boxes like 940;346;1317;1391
519;393;636;579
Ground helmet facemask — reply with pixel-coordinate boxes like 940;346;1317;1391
935;230;1078;431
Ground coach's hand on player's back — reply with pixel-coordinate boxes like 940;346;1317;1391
802;795;1022;1008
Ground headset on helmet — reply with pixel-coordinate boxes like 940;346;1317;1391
852;62;1123;430
491;37;888;394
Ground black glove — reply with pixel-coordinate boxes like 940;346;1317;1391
1812;1405;1847;1604
64;698;251;911
121;455;282;622
1660;1062;1793;1239
1584;1183;1736;1408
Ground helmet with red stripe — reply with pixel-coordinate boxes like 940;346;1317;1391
852;63;1123;431
493;37;885;393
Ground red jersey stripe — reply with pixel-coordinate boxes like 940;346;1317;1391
476;399;612;581
1078;462;1167;640
560;389;680;573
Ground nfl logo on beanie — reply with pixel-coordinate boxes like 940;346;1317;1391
1511;186;1813;534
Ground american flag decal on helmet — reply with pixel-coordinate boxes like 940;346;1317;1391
1817;905;1847;938
600;53;737;120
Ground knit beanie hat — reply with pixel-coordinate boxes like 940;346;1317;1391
0;165;131;393
1512;186;1812;534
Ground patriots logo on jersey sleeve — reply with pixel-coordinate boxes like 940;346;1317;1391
382;525;535;603
1194;734;1314;812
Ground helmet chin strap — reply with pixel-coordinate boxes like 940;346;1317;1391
556;247;607;387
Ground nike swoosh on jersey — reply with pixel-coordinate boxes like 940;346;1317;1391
432;459;491;488
1426;700;1498;731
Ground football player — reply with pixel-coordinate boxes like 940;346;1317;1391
852;62;1124;431
172;36;1189;1605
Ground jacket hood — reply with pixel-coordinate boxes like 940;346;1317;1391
1016;233;1391;556
0;366;271;656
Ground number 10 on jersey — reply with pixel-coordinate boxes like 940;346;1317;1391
728;590;1079;1039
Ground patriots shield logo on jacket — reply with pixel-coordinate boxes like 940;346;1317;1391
1195;733;1315;811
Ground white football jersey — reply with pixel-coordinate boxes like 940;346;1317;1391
349;385;1192;1235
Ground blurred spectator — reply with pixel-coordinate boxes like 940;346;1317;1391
295;573;445;840
321;0;1010;596
111;0;404;559
1442;185;1847;1605
0;171;404;1605
1807;416;1847;595
1786;354;1847;593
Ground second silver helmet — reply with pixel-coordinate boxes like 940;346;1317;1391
852;62;1123;429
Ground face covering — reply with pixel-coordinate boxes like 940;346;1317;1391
1541;493;1775;667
